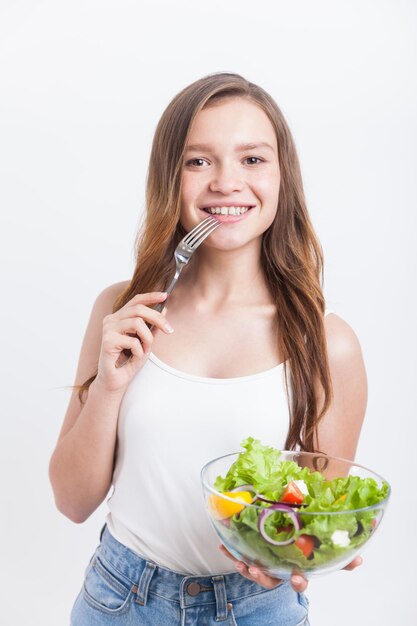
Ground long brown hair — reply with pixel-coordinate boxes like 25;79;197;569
76;72;332;452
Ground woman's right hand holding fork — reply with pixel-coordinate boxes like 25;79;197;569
94;292;174;396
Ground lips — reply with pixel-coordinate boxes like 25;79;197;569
200;205;256;215
198;206;255;223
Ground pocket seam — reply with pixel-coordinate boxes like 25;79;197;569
227;604;238;626
82;557;134;615
82;585;133;616
94;556;131;596
99;552;137;586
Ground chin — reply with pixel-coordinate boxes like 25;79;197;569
204;234;255;251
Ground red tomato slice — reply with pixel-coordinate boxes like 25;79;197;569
281;481;304;504
295;534;315;558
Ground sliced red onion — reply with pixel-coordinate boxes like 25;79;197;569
230;484;256;492
230;486;305;509
256;496;276;504
258;504;302;546
257;496;304;508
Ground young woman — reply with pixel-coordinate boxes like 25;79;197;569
49;72;366;625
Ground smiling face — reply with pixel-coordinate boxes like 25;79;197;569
180;97;281;251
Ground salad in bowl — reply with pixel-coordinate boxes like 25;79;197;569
201;438;390;578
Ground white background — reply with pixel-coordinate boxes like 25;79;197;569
1;0;415;624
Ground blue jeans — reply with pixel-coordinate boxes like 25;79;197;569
70;524;310;625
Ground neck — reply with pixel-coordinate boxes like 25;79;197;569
178;241;273;309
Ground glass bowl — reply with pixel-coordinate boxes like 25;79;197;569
201;450;390;579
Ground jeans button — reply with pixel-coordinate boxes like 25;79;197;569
187;582;201;596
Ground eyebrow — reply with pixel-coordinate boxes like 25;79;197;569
185;141;275;153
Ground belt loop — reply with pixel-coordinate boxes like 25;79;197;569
135;562;156;606
212;575;228;621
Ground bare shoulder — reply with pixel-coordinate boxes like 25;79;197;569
93;280;131;314
324;312;364;365
83;279;131;366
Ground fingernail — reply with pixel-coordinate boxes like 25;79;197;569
236;563;244;572
292;576;303;586
164;323;174;333
248;568;258;577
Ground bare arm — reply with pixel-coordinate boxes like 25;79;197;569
221;313;367;590
49;381;126;523
316;313;368;459
48;282;128;523
48;282;172;523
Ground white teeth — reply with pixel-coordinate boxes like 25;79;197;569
204;206;251;215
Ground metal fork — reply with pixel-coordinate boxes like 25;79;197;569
118;216;221;363
153;215;221;313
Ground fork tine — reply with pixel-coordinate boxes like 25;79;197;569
184;219;218;246
187;219;221;248
183;216;217;245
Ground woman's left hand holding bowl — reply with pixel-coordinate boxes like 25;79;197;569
219;544;363;592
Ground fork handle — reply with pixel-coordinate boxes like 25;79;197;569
119;270;182;362
153;268;182;314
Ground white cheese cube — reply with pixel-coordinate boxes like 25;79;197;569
293;479;309;495
331;530;350;547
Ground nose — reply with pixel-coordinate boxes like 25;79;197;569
209;162;244;194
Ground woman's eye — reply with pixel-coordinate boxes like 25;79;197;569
244;156;263;165
185;158;208;167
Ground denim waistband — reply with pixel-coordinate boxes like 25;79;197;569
96;523;288;618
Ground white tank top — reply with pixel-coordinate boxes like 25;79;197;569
106;309;335;574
